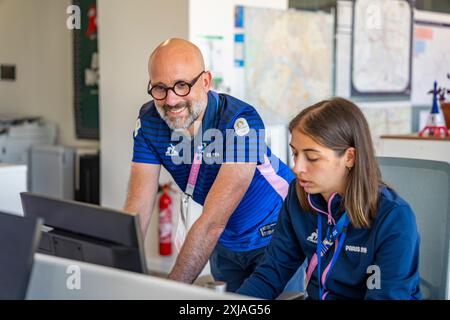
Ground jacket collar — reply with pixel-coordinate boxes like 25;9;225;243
308;192;345;224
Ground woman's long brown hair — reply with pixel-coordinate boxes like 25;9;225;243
289;97;383;228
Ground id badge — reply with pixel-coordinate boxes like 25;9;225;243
175;193;190;252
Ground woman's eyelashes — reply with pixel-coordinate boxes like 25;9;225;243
291;150;319;162
290;148;298;158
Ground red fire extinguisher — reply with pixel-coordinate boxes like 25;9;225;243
158;183;172;256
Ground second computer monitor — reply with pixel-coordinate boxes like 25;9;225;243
20;192;148;275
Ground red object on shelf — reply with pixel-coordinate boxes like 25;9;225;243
158;184;173;256
418;125;450;137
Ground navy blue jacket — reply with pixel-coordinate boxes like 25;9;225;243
237;180;422;300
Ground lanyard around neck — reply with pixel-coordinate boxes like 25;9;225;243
305;193;350;300
184;91;219;197
316;212;349;300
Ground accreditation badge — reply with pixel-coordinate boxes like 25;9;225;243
174;220;187;253
174;193;190;252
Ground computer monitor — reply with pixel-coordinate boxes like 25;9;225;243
20;192;148;275
0;211;42;300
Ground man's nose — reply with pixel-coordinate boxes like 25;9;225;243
165;88;182;107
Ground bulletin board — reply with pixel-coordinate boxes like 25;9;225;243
73;0;99;140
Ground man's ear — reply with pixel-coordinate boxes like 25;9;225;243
203;71;212;91
345;147;356;169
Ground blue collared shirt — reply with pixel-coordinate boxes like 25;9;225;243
132;91;295;251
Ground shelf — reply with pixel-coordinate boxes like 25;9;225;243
380;134;450;141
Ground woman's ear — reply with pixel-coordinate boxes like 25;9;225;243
345;147;356;169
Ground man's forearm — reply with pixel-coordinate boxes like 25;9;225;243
123;163;161;236
168;219;223;283
167;163;255;283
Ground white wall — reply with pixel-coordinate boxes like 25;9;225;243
98;0;189;210
0;0;99;148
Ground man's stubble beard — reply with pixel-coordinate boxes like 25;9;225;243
156;98;205;130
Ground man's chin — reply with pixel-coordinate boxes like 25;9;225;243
166;117;192;130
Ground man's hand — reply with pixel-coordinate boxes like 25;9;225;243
168;162;256;283
123;162;161;236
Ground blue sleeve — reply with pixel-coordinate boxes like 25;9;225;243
365;205;421;300
131;114;161;165
223;108;266;165
236;183;306;299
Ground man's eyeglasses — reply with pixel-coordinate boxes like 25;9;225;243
147;71;206;100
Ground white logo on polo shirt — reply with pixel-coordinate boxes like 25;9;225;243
307;229;318;244
165;144;179;157
134;119;141;138
345;245;368;254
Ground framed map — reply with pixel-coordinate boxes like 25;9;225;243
351;0;413;96
242;7;334;122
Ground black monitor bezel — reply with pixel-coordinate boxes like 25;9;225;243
20;192;148;274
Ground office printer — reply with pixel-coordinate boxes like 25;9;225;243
0;116;57;164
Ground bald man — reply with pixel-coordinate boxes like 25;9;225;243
124;38;294;292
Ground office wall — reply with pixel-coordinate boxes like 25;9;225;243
334;0;412;152
97;0;189;210
0;0;99;148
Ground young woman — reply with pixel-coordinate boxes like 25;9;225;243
237;97;421;300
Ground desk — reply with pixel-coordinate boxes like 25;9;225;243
379;134;450;163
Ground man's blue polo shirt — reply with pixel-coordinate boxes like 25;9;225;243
132;91;295;251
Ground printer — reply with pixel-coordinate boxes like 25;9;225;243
0;116;57;164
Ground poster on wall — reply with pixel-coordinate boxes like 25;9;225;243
192;35;228;93
351;0;413;97
411;10;450;106
73;0;99;140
